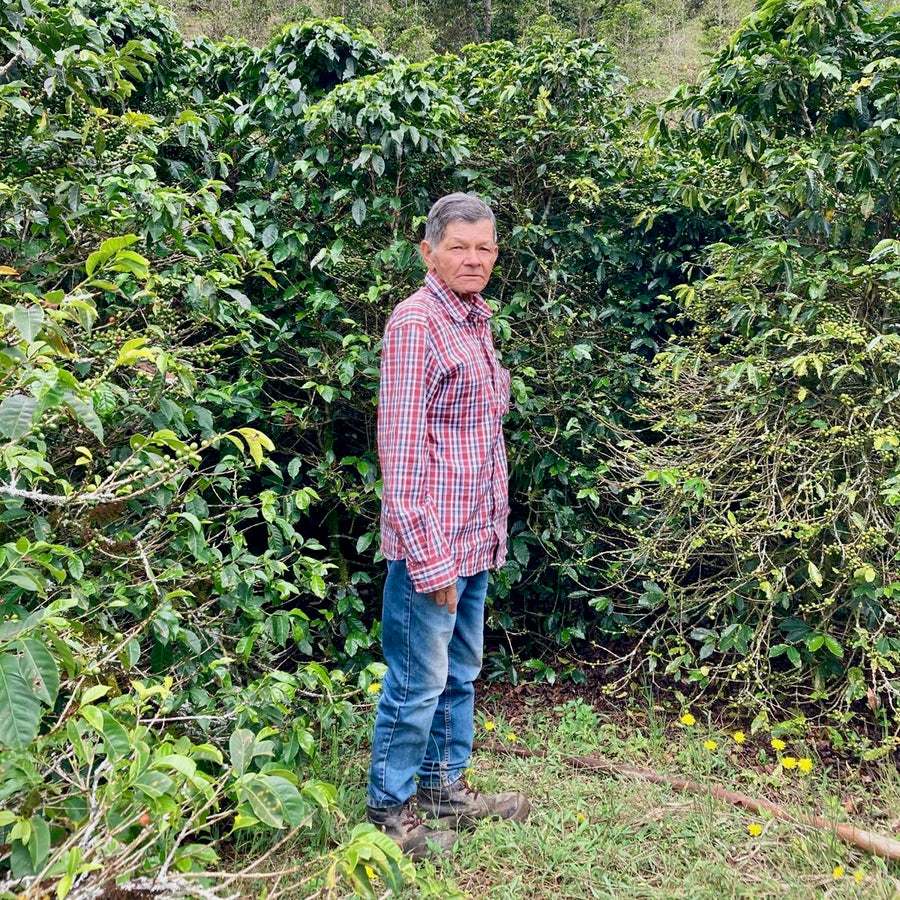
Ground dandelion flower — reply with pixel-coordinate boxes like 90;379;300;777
782;756;797;770
747;823;762;836
770;738;786;751
733;731;746;744
484;720;496;731
854;870;865;883
367;682;382;694
798;757;813;773
680;713;696;726
703;739;718;751
506;732;517;742
832;865;844;880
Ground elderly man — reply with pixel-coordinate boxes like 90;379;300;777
366;193;530;857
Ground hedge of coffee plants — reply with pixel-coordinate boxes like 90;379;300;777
0;0;897;893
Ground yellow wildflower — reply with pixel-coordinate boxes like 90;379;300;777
770;738;786;751
747;823;762;836
798;757;813;774
733;731;746;744
703;739;717;751
484;720;496;731
367;682;382;694
782;756;797;769
506;732;517;742
854;870;865;883
680;713;696;726
832;865;844;880
365;865;377;879
576;812;586;823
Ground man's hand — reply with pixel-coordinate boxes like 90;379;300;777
429;583;458;614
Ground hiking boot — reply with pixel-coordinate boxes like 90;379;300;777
366;798;457;860
417;777;530;828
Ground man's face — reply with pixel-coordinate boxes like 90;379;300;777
420;219;498;299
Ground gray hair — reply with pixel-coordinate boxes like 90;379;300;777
423;192;497;246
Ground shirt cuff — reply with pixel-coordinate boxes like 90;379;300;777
406;555;458;595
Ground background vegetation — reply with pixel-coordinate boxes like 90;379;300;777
1;0;899;894
168;0;752;87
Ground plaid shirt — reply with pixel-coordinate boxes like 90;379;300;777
378;272;510;594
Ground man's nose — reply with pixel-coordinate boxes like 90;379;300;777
463;248;480;265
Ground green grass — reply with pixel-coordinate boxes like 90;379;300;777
257;694;900;898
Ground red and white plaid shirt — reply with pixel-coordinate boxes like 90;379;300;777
378;272;510;594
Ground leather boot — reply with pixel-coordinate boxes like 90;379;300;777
418;777;530;828
366;797;457;860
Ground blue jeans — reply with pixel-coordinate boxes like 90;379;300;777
367;559;487;808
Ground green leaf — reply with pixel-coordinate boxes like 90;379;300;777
807;634;825;652
57;873;74;899
134;770;175;799
261;224;279;248
115;337;154;368
242;776;285;828
807;561;823;587
302;779;337;809
110;249;149;279
81;684;110;705
809;58;841;81
12;306;44;343
17;639;59;706
101;711;133;759
244;774;310;828
80;705;103;731
230;728;255;776
121;638;140;668
0;395;38;439
151;753;198;780
85;235;139;276
3;572;45;593
0;654;41;749
27;815;50;870
64;396;104;442
235;427;274;467
179;512;203;533
351;198;366;225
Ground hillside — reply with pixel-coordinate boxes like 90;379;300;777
168;0;752;90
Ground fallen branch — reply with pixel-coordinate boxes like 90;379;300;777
477;741;900;861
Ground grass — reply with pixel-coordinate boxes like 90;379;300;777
255;692;900;898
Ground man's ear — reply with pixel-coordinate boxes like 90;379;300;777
419;239;433;269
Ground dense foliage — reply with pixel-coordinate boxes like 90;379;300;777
170;0;746;76
0;0;898;894
630;0;900;746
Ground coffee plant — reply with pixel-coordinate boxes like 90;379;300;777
1;0;899;894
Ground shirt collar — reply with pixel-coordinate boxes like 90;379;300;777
424;272;492;322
